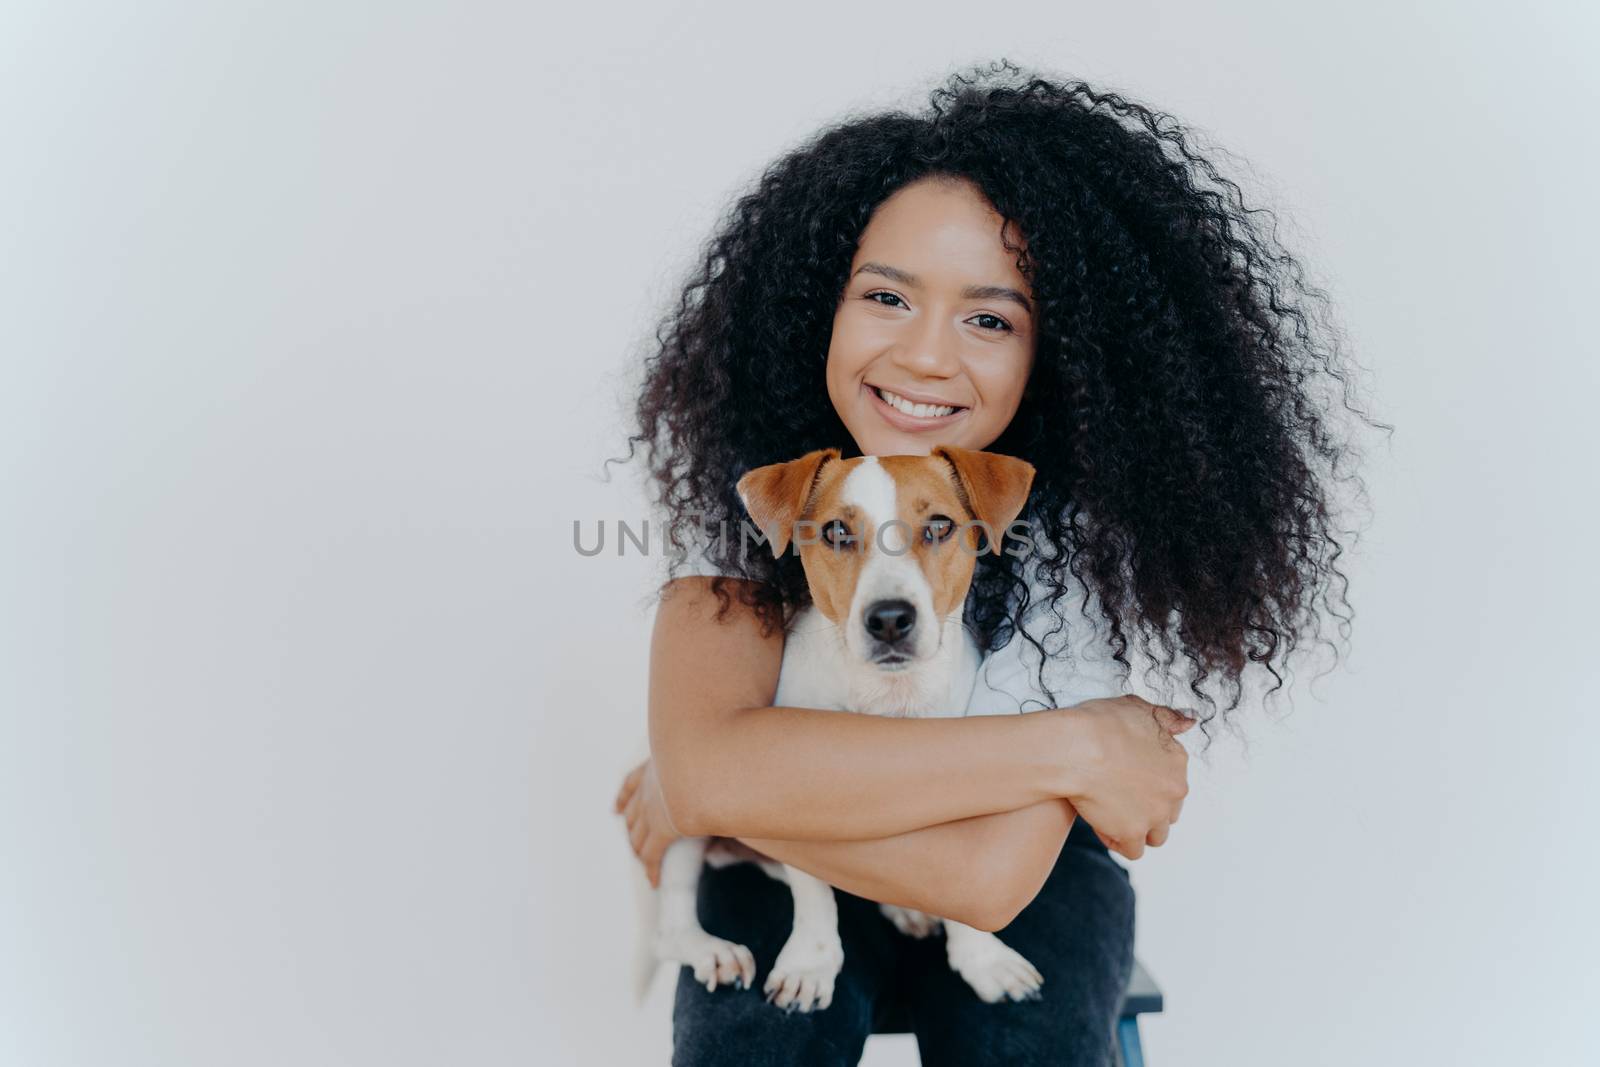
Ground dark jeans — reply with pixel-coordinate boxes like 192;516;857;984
671;819;1134;1066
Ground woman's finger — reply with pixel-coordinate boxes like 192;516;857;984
614;761;646;812
644;836;666;887
1154;705;1195;735
1099;829;1143;860
630;818;648;858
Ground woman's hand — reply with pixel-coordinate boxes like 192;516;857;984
613;757;683;887
1055;696;1194;860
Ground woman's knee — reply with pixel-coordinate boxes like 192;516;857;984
669;865;893;1066
904;846;1135;1066
1008;845;1135;1007
671;967;874;1067
1029;844;1135;959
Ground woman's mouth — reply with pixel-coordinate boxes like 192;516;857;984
866;384;968;431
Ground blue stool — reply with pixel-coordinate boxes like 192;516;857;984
870;957;1164;1064
1112;960;1163;1067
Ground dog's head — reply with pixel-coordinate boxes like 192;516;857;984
736;447;1035;670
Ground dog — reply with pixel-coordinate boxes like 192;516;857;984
636;444;1045;1013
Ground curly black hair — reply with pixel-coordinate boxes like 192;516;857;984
605;59;1390;733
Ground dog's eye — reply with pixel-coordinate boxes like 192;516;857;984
821;519;855;550
922;515;955;545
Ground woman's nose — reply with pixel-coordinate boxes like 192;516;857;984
891;317;963;377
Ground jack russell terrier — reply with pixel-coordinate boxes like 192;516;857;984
636;444;1044;1013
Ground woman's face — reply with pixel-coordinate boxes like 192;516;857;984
826;176;1036;458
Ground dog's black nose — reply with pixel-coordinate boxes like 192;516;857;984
864;599;917;644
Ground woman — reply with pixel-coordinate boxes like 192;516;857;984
612;60;1380;1065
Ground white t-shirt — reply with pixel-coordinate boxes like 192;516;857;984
666;523;1130;717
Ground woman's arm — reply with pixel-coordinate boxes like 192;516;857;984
649;577;1072;842
635;575;1187;927
736;797;1077;933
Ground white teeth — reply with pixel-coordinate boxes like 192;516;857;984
877;387;957;419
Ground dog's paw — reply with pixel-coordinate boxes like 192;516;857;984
763;928;844;1012
879;903;940;939
946;932;1044;1004
656;929;757;992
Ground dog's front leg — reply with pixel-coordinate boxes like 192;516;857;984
942;920;1044;1003
764;865;845;1012
653;836;757;992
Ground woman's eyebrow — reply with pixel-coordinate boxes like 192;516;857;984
854;261;1033;313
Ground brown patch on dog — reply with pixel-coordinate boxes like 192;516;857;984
736;447;1035;629
735;448;840;555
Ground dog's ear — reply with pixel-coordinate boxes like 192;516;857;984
933;446;1036;554
735;448;841;557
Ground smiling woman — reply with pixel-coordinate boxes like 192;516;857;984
609;58;1384;1066
827;179;1037;458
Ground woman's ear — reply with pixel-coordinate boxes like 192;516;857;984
933;446;1036;554
735;448;840;557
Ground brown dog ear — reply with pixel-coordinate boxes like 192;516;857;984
933;446;1036;555
735;448;841;557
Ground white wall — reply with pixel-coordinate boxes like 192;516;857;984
3;2;1595;1064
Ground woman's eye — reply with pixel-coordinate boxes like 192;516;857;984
922;516;955;545
970;313;1012;333
822;519;855;549
866;291;906;308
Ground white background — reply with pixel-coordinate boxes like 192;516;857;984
4;2;1596;1064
